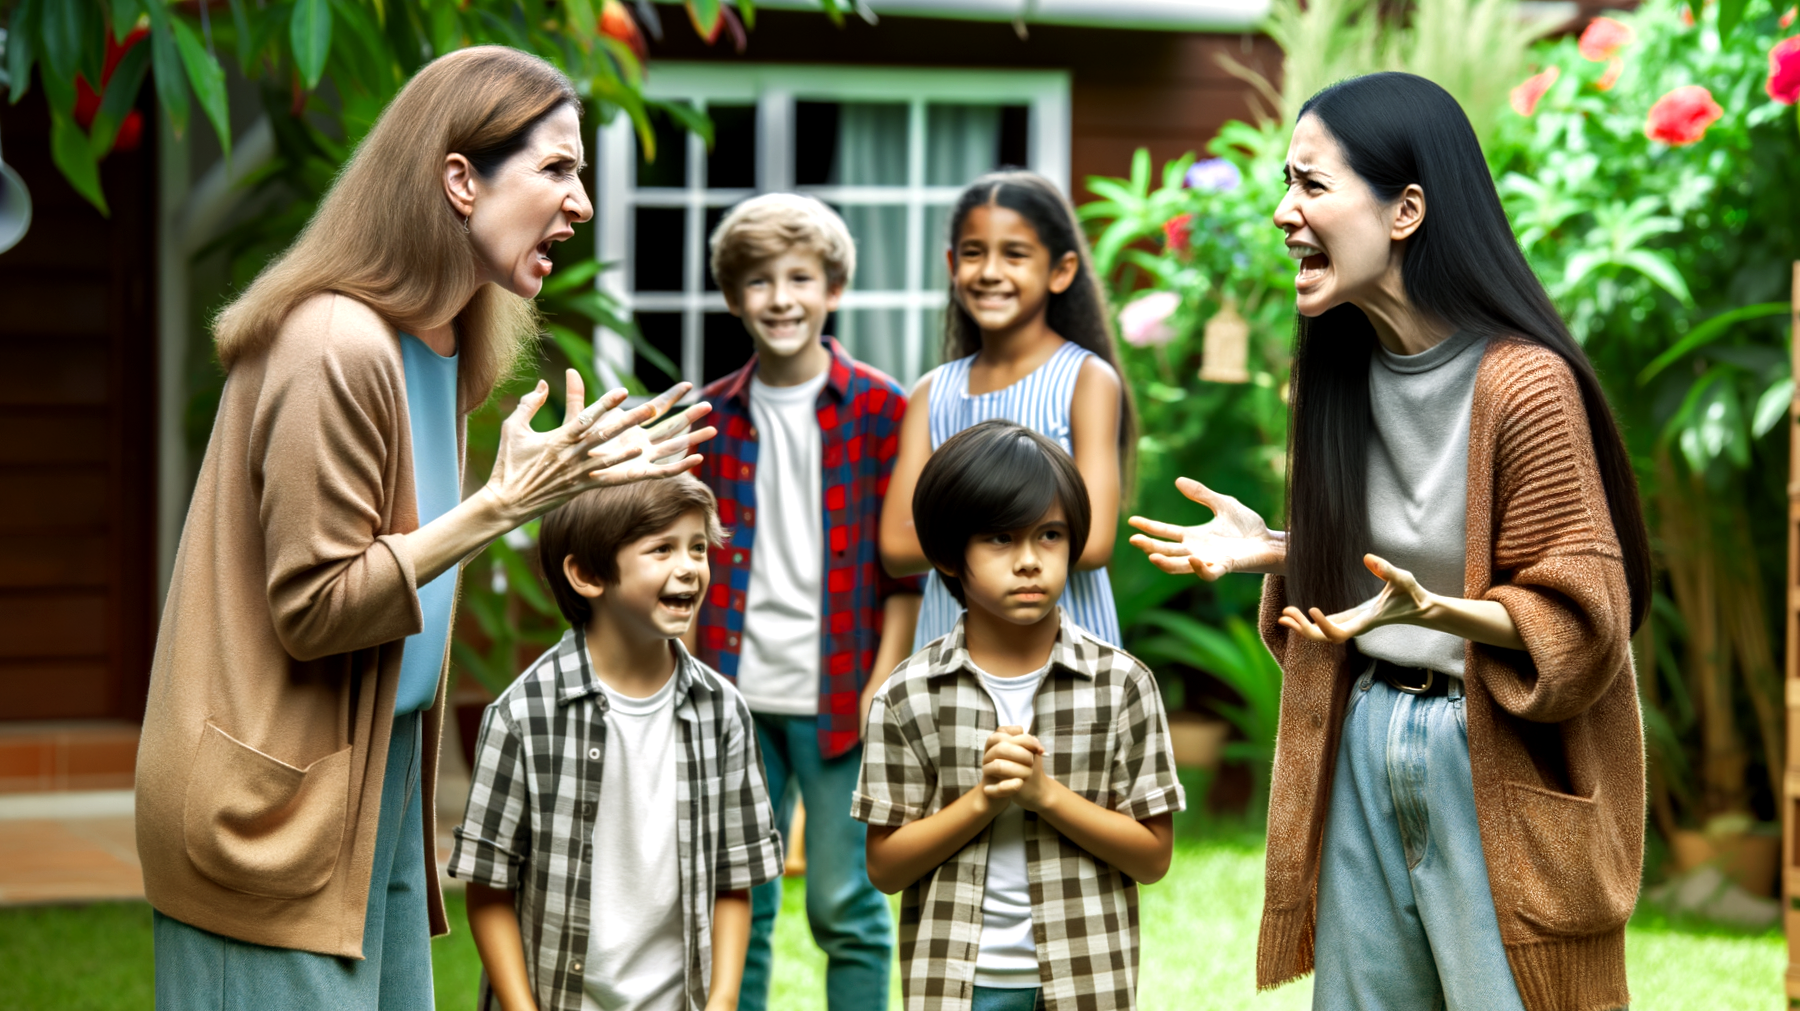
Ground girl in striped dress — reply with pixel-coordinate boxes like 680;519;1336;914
881;170;1137;652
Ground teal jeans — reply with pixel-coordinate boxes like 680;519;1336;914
154;712;433;1010
738;713;893;1011
1313;672;1526;1011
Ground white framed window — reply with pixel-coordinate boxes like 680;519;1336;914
594;63;1072;391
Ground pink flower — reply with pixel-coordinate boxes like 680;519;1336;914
1579;17;1636;61
1119;292;1181;348
1511;66;1561;115
1768;36;1800;104
1162;213;1194;255
1646;85;1724;145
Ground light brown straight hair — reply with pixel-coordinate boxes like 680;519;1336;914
212;46;580;411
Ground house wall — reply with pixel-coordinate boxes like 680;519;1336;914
644;10;1285;199
0;91;158;723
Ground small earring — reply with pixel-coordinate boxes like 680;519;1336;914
460;213;470;234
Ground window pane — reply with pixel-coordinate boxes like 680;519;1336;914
703;204;731;292
838;204;907;291
836;309;908;381
999;105;1030;168
633;312;684;389
925;105;1000;187
704;313;756;385
635;106;690;188
924;203;953;293
633;207;686;292
795;102;908;186
915;308;944;375
707;104;757;189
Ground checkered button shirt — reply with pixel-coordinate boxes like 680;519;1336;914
851;610;1185;1011
447;630;784;1011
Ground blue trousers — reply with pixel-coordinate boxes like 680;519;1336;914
154;712;433;1010
972;986;1042;1011
738;713;893;1011
1313;672;1526;1011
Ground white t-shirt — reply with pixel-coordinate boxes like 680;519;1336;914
583;673;685;1011
973;659;1051;989
737;369;829;715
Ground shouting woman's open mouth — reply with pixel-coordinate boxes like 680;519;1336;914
1289;243;1329;286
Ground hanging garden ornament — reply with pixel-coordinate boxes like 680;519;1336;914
1199;299;1250;383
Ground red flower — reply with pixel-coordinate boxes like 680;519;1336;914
1782;6;1796;27
1579;17;1635;61
1511;66;1560;115
600;0;649;65
1162;213;1194;255
1646;85;1724;145
1595;57;1624;91
74;27;148;153
1768;36;1800;104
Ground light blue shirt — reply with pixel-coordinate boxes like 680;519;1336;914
395;333;460;715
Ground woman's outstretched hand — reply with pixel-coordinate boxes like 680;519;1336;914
1127;477;1287;580
480;370;718;526
1279;553;1428;642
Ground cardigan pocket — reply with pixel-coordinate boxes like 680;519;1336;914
1500;780;1635;935
183;722;352;899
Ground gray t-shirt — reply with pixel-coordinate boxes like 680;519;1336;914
1355;329;1487;677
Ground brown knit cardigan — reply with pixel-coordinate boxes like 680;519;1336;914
136;293;455;957
1255;339;1642;1011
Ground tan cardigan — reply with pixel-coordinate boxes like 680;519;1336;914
1256;339;1642;1011
136;293;457;957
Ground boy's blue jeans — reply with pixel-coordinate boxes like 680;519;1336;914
739;713;893;1011
153;712;432;1010
1313;671;1527;1011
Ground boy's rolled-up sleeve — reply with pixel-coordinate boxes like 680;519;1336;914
1111;666;1186;821
850;681;932;827
715;692;785;891
448;703;531;890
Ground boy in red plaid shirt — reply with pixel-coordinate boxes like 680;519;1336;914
692;193;921;1010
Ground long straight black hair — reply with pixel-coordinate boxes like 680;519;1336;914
943;170;1139;491
1286;73;1650;630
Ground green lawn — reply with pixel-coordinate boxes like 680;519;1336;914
1;836;1783;1010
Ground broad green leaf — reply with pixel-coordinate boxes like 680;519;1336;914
290;0;333;90
1715;0;1746;38
6;0;39;105
1617;249;1691;305
565;0;598;40
143;2;190;138
171;17;230;161
1636;302;1790;385
686;0;722;38
428;0;461;56
50;107;107;214
1130;147;1151;194
228;0;254;66
539;257;604;296
87;40;149;157
738;0;757;30
647;97;713;149
1751;377;1793;439
40;0;89;86
110;0;142;42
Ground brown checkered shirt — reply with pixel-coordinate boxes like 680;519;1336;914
851;609;1185;1011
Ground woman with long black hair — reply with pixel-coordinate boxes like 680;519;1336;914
1129;73;1647;1011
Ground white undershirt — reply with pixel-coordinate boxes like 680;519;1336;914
973;659;1051;988
583;674;685;1011
737;369;829;715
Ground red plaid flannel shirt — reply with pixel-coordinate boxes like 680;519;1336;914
694;338;921;759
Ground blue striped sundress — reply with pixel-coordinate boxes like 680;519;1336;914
913;340;1122;651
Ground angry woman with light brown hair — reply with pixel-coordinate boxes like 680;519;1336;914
136;46;713;1009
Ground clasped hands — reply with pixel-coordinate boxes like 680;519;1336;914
981;725;1052;812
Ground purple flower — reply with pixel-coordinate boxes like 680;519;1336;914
1186;158;1241;192
1119;291;1181;348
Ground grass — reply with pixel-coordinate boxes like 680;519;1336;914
1;835;1784;1010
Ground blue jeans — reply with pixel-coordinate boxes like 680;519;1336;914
972;986;1042;1011
154;712;433;1010
1313;671;1525;1011
739;713;892;1011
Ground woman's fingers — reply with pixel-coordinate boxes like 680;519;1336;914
1175;476;1225;512
1145;552;1199;576
509;380;550;428
563;369;586;423
571;387;630;438
646;401;712;441
1128;532;1189;557
1127;516;1192;542
641;382;693;425
1310;607;1357;643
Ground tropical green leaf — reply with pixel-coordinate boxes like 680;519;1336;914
1637;302;1792;385
427;0;461;56
687;0;722;38
87;39;150;157
1715;0;1746;38
6;0;40;105
143;2;190;138
50;107;107;214
39;0;89;85
290;0;333;90
110;0;141;42
1617;249;1691;305
539;257;605;296
647;97;713;149
171;17;231;160
1751;377;1792;439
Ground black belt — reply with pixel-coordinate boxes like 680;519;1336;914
1374;659;1451;697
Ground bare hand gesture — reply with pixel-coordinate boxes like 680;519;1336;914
1278;554;1430;642
982;726;1050;811
1127;477;1287;580
480;370;718;525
